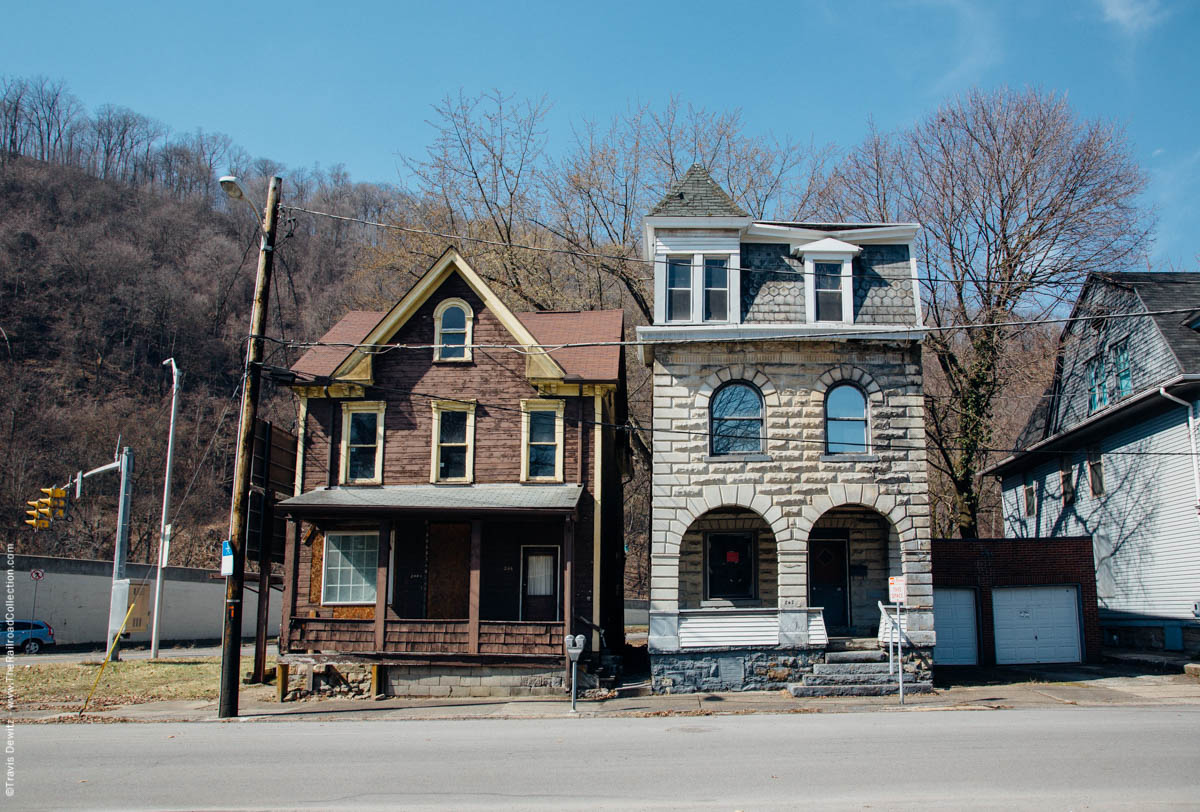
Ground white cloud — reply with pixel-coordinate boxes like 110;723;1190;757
1098;0;1169;36
923;0;1002;97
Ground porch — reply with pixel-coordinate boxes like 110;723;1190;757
279;484;588;664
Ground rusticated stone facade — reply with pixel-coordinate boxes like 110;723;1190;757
647;340;934;660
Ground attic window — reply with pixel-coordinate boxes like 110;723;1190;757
434;298;473;362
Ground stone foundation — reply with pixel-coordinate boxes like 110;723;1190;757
651;648;822;693
384;664;581;698
651;647;933;694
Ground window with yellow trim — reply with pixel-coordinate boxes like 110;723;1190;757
340;401;385;484
433;298;473;362
431;400;476;482
521;399;565;482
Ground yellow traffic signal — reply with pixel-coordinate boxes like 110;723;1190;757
24;505;49;530
41;487;67;517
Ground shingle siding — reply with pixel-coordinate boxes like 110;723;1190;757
741;243;803;323
853;245;915;324
740;243;916;325
1047;283;1180;436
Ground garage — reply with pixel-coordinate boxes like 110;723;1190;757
993;586;1081;664
933;587;978;665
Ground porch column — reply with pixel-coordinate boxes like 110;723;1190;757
563;516;575;684
280;519;300;651
374;519;391;652
563;516;574;631
468;519;482;654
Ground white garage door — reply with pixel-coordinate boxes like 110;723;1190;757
993;586;1081;664
933;588;978;665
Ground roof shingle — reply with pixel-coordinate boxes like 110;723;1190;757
648;164;749;217
291;310;384;379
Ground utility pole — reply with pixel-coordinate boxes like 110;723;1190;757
151;358;182;658
219;176;282;719
106;447;134;662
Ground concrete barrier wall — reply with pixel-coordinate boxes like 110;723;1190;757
9;554;279;646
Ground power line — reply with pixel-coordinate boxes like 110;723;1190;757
281;203;1136;289
274;367;1200;461
259;304;1197;357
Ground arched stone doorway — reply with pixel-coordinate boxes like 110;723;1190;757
808;505;897;636
678;507;778;609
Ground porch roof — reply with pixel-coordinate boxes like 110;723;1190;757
279;483;584;515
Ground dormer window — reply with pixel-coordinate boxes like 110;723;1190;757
703;258;729;321
797;238;860;325
434;298;473;361
667;258;691;322
813;263;844;322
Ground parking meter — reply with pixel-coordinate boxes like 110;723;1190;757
565;634;586;711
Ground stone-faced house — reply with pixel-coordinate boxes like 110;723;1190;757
276;248;627;697
986;272;1200;655
637;166;934;693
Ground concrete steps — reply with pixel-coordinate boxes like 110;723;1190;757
788;644;930;697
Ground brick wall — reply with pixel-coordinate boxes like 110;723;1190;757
932;537;1101;664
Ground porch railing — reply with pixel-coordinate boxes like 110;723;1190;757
290;616;563;657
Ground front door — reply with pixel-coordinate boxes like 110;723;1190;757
520;546;559;621
427;522;470;619
809;535;849;632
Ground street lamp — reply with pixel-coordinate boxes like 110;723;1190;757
218;174;282;718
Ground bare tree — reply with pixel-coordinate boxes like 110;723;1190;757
827;87;1152;537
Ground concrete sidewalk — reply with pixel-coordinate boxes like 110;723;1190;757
15;662;1200;724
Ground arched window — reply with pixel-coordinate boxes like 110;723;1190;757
710;382;764;455
825;384;868;454
433;298;473;361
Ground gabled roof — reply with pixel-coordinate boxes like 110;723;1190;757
795;237;863;255
289;251;625;385
333;248;565;382
1116;272;1200;374
647;164;749;217
292;310;385;379
518;310;624;382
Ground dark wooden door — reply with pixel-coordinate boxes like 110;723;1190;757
521;546;559;621
809;537;849;631
427;522;470;619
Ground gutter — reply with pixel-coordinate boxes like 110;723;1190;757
984;373;1200;478
1157;388;1200;525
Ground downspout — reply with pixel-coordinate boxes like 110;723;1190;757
1158;387;1200;524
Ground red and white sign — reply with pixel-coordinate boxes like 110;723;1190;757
30;569;45;581
888;575;907;603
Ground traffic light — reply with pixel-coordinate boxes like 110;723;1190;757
24;498;50;530
41;487;67;517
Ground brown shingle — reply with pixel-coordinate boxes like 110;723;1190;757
291;310;385;379
517;310;624;382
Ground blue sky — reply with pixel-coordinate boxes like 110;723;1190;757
5;0;1198;266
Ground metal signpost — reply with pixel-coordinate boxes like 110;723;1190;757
30;569;44;621
564;634;586;712
888;576;907;705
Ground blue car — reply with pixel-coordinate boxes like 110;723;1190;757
10;620;55;653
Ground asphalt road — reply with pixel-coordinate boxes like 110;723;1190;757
12;706;1200;810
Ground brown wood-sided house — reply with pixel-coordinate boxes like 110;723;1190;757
276;248;627;697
